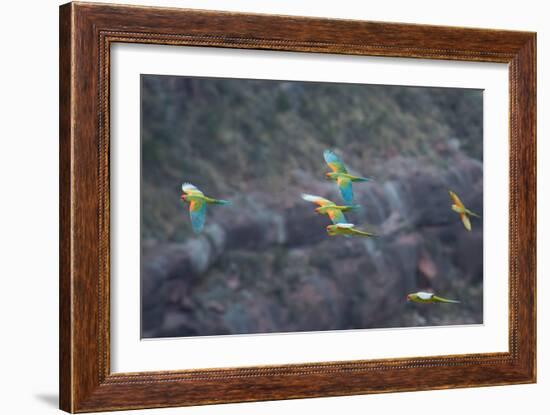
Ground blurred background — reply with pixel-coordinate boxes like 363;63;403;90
140;75;483;338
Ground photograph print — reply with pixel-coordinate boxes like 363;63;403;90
140;74;483;339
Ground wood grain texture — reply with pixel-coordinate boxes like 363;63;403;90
59;2;537;412
59;3;73;411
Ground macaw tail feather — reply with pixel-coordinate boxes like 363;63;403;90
354;229;377;237
340;204;361;212
466;209;481;218
363;232;378;237
209;199;230;205
435;296;461;304
351;176;372;182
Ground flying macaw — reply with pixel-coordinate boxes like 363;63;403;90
406;291;460;304
326;223;376;238
323;149;371;205
448;190;481;231
301;193;359;224
180;183;230;233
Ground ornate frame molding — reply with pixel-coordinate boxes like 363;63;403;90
60;2;536;412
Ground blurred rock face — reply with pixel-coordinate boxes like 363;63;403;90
141;154;483;338
140;76;483;338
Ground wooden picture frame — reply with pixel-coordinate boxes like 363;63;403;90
59;2;536;412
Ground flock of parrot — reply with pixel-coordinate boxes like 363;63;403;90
301;150;376;238
179;149;481;306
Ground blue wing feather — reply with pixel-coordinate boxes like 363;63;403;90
189;200;207;233
337;177;353;205
328;209;347;224
323;150;347;173
323;149;341;164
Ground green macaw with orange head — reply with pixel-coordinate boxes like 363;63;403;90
301;193;358;224
448;190;481;231
180;183;230;233
406;291;460;304
326;223;376;238
323;149;371;205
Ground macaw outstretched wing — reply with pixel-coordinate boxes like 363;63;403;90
460;212;472;231
189;199;207;233
337;176;353;204
326;208;347;224
182;183;204;196
335;223;354;229
323;150;348;173
301;194;334;207
416;292;434;301
448;190;465;209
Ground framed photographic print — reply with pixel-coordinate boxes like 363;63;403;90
59;2;536;412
